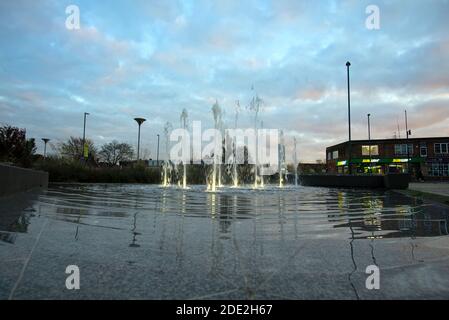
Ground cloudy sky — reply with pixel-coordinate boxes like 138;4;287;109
0;0;448;162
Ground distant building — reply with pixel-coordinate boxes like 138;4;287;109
326;137;449;180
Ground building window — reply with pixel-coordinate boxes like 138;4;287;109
361;145;379;156
430;163;449;176
394;144;413;156
327;152;332;160
434;143;449;154
420;143;427;157
332;150;339;159
420;146;427;157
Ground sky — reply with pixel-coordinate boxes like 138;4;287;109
0;0;448;162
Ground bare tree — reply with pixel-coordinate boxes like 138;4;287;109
99;140;134;166
57;136;97;160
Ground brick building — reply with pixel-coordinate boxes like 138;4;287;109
326;137;449;180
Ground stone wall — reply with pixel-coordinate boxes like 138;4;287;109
0;164;48;197
299;173;410;189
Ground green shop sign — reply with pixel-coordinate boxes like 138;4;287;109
340;157;425;165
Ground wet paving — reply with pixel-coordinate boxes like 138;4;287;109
409;182;449;197
1;184;449;299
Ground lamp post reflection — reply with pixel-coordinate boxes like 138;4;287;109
129;212;140;248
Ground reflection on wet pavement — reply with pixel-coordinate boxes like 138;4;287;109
1;184;449;299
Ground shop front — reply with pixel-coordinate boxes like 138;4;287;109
336;157;425;175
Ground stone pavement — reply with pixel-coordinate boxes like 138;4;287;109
2;185;449;299
409;182;449;198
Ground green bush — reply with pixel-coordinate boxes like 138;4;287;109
0;125;36;168
34;157;161;183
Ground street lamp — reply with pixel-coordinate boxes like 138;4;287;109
346;61;352;174
82;112;89;160
367;114;371;141
405;109;411;173
134;117;146;160
367;114;371;173
156;134;160;166
42;138;50;158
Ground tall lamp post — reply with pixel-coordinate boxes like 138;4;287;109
346;61;352;174
134;118;146;160
367;114;371;173
405;110;411;173
156;134;160;166
42;138;50;158
82;112;89;160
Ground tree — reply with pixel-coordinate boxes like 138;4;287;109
57;136;97;160
0;125;36;167
99;140;134;166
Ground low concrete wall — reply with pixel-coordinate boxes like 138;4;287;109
299;173;410;189
0;164;48;197
383;173;410;189
299;174;384;188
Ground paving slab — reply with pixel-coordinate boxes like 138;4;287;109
1;184;449;299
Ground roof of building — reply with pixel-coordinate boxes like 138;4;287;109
326;136;449;149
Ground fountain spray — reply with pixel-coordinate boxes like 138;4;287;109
248;87;262;188
233;100;240;187
260;120;264;188
211;100;222;191
162;122;173;187
279;130;285;187
180;109;188;189
218;108;224;188
294;137;298;187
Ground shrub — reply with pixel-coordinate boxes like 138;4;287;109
34;156;161;183
0;125;36;167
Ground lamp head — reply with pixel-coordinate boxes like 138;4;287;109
134;117;146;125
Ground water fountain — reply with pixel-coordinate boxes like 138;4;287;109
162;122;173;187
180;109;188;189
217;102;225;187
210;100;222;192
232;100;240;187
248;89;263;188
259;120;264;188
278;130;286;187
293;137;298;187
160;89;302;191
